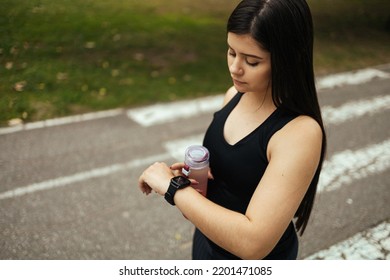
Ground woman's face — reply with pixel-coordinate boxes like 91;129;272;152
227;32;271;95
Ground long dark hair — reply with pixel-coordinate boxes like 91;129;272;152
227;0;327;235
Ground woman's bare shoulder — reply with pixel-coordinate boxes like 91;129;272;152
268;115;323;161
222;86;238;106
289;115;323;140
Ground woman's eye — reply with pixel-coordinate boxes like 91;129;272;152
228;49;236;57
246;60;259;67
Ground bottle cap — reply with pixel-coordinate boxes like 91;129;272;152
184;145;209;170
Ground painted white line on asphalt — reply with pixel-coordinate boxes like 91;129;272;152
0;152;170;200
163;134;205;161
0;109;124;135
318;139;390;193
127;68;389;127
305;220;390;260
316;68;390;90
127;95;224;127
322;95;390;125
1;93;386;136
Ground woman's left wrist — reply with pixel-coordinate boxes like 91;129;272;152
160;176;174;196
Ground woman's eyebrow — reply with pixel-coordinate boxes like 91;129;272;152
228;44;263;60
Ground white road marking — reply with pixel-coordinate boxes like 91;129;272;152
163;134;205;161
322;95;390;125
316;68;390;90
318;139;390;193
0;152;170;200
126;95;224;127
128;91;390;129
305;220;390;260
1;93;386;136
126;67;390;127
0;108;124;135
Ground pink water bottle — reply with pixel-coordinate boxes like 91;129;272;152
182;145;210;196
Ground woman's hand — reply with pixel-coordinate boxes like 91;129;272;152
138;162;207;196
170;163;214;180
138;162;174;196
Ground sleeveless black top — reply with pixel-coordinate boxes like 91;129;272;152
193;92;299;260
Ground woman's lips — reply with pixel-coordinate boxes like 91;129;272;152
233;78;246;86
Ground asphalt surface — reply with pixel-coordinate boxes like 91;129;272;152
0;65;389;260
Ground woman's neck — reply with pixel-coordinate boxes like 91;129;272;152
242;90;276;113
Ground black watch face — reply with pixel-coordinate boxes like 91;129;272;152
175;176;190;185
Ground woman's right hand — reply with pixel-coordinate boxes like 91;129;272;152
170;162;214;180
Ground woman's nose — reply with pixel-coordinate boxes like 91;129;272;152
229;58;243;75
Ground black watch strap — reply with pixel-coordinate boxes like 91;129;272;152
164;176;191;205
164;183;177;205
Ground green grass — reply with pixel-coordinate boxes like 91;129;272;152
311;0;390;74
1;0;389;125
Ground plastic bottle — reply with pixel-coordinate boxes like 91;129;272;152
182;145;210;196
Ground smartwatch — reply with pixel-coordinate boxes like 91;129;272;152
164;176;191;205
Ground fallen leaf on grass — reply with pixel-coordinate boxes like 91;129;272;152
13;81;27;92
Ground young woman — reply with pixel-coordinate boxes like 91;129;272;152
138;0;326;260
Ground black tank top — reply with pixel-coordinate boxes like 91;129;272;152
197;92;299;259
